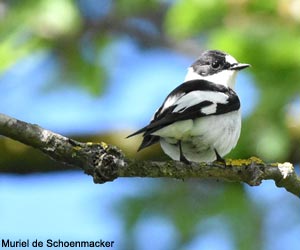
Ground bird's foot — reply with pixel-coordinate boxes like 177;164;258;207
180;154;191;165
178;140;191;164
214;149;226;167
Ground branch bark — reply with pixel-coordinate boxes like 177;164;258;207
0;113;299;198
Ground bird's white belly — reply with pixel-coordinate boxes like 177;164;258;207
156;110;241;162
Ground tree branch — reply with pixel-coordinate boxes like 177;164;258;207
0;113;299;198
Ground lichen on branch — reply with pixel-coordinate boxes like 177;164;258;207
0;113;299;198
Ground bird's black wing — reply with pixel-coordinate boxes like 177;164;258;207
127;79;240;150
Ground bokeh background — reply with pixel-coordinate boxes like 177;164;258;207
0;0;300;249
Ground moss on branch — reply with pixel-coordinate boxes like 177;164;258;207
0;113;299;198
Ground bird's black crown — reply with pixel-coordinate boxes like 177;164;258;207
191;50;232;76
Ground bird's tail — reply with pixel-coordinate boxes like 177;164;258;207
137;135;160;151
127;127;160;151
126;126;147;138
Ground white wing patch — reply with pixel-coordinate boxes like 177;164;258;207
201;103;217;114
173;91;228;112
161;93;184;112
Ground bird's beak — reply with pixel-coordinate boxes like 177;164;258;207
230;63;251;71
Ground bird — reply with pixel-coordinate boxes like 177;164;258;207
127;50;250;164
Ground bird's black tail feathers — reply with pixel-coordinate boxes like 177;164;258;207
127;127;160;151
137;135;160;151
126;127;146;138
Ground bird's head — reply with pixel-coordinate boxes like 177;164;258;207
185;50;250;89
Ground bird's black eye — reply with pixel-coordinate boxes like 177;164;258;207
211;61;220;69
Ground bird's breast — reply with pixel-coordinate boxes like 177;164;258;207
189;110;241;156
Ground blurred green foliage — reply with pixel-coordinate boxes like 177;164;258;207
0;0;106;94
1;0;299;162
1;1;300;249
117;180;263;250
165;0;227;38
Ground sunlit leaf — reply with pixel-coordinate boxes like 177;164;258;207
30;0;81;39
